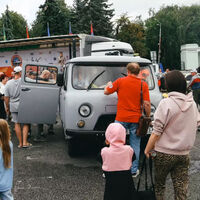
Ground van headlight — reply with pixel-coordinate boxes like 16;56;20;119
79;104;91;117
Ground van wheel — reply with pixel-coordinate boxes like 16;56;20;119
67;137;78;157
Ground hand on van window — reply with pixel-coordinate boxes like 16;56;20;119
104;81;113;95
106;81;113;88
38;69;57;84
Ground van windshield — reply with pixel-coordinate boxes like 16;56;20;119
72;64;154;90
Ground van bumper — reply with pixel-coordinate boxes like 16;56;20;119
65;130;105;137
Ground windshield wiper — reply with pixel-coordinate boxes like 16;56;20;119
87;70;105;90
121;73;127;77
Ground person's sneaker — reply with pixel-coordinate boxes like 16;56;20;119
132;170;140;178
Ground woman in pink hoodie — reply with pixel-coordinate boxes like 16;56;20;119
145;70;200;200
101;123;136;200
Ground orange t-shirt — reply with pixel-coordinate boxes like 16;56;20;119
107;75;150;123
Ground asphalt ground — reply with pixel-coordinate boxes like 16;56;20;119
9;120;200;200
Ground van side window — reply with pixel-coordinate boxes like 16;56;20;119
25;65;58;85
138;66;154;89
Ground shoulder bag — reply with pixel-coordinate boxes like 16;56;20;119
136;81;151;137
134;156;156;200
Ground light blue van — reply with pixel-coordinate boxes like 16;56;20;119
18;56;162;156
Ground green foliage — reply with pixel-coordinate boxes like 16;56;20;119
71;0;114;37
0;2;200;70
178;5;200;45
31;0;71;37
145;5;200;70
88;0;114;37
115;14;148;57
0;19;3;40
115;5;200;70
70;0;89;34
145;6;181;70
0;6;27;41
2;6;14;40
9;12;27;39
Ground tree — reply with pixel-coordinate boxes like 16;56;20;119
145;5;200;70
31;0;71;37
145;6;181;70
1;6;13;40
72;0;114;37
9;12;28;39
0;6;27;41
178;5;200;45
70;0;88;34
115;14;147;57
0;19;3;40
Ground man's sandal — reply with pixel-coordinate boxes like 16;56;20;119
22;143;33;148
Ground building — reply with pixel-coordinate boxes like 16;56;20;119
181;43;200;71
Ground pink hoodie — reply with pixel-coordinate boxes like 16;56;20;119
101;123;133;172
153;92;200;155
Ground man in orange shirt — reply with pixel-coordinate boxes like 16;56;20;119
104;62;151;177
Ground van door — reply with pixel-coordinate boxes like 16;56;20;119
59;66;68;129
18;64;60;124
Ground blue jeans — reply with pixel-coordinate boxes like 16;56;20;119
0;190;13;200
115;120;140;173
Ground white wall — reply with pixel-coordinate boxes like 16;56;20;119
0;47;80;69
181;44;200;71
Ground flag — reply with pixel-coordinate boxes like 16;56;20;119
69;22;72;35
90;22;94;35
47;22;50;36
3;24;6;41
159;63;164;73
159;26;161;49
26;25;29;38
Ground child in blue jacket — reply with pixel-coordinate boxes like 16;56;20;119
0;119;13;200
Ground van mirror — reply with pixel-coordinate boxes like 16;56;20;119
57;73;64;86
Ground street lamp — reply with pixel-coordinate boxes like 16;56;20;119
157;22;162;65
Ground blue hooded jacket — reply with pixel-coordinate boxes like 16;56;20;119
0;141;13;192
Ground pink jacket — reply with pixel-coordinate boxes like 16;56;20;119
101;123;133;172
153;92;200;155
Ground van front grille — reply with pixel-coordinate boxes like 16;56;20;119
94;114;116;131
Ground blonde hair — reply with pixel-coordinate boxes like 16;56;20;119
126;62;140;75
0;119;11;169
40;70;50;78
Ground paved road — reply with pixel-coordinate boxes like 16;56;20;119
10;121;200;200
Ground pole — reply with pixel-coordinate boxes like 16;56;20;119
158;23;161;65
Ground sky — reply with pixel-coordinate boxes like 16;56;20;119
0;0;200;26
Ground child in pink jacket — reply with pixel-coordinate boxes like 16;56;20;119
101;123;136;200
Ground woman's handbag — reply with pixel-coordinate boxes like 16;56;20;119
135;156;156;200
136;81;151;137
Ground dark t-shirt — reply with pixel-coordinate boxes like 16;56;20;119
0;93;6;119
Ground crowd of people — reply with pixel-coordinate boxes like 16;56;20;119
187;67;200;107
0;63;200;200
102;63;200;200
